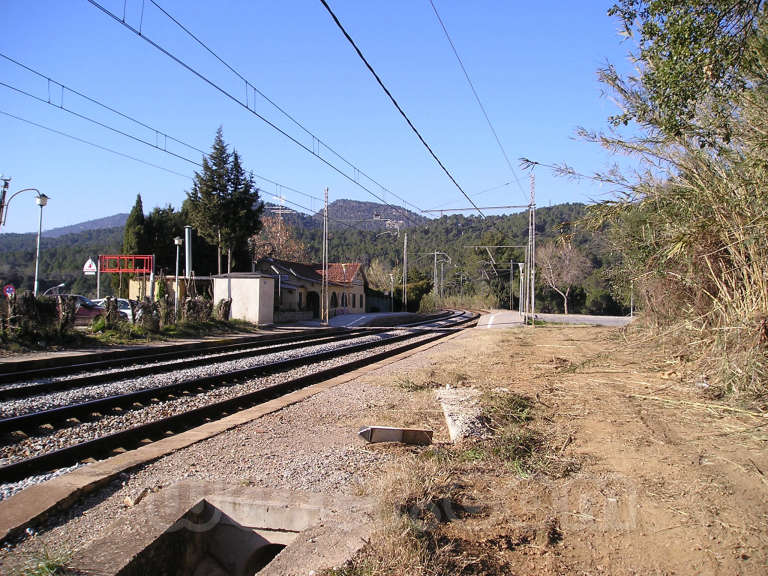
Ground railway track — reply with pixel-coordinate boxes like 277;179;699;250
0;310;476;488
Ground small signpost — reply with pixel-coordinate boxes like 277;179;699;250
3;284;15;299
83;258;97;276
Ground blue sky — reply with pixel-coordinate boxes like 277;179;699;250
0;1;636;234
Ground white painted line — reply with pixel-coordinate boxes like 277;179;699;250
347;315;368;326
486;314;496;329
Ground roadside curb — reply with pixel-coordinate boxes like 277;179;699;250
0;329;467;544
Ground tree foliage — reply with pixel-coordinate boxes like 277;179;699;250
537;240;592;314
587;2;768;399
606;0;764;143
123;194;147;255
250;214;309;263
186;128;263;272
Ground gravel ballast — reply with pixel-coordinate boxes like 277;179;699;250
0;331;436;477
0;332;463;568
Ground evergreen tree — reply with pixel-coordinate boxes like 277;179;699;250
123;194;146;254
223;150;263;269
186;128;263;273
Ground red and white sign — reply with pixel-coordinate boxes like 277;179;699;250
83;258;98;276
3;284;15;298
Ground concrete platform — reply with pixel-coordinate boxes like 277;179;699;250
70;481;375;576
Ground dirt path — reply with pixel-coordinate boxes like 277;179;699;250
507;327;768;574
339;325;768;574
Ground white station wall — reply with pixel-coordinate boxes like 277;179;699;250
213;276;274;325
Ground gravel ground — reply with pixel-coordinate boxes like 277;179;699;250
0;464;83;501
0;330;411;417
0;335;342;392
0;332;460;567
0;331;436;474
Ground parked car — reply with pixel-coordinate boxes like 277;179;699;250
93;297;134;322
59;294;106;326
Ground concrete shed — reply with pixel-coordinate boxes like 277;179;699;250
213;273;274;326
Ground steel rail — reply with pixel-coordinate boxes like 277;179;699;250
0;329;353;385
0;331;417;434
0;312;478;482
0;330;372;401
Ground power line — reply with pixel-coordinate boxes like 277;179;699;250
147;0;414;211
0;52;205;159
3;105;374;236
0;79;202;169
318;0;486;218
0;53;330;207
0;109;193;180
86;0;425;227
428;0;527;203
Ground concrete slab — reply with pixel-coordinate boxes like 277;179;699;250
435;388;491;442
358;425;433;445
69;481;376;576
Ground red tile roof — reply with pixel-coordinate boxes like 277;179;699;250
323;262;362;284
256;258;362;285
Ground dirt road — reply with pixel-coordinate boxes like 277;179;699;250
339;325;768;574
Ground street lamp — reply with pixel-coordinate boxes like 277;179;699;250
174;236;183;319
43;282;66;296
0;185;40;229
270;265;281;308
33;192;49;297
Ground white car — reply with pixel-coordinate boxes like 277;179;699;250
93;298;135;322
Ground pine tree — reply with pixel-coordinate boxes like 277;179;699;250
186;129;263;274
187;128;231;274
123;194;146;254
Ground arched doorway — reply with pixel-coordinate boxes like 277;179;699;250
306;291;320;319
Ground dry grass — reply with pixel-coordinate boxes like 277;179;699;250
326;361;579;575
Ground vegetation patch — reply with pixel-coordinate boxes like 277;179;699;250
10;545;72;576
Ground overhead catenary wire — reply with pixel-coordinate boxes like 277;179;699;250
0;52;205;159
0;109;193;180
148;0;423;216
2;103;377;236
428;0;527;204
0;53;343;209
318;0;486;219
85;0;424;228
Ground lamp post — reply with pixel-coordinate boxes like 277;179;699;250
33;193;49;296
43;282;66;296
0;185;40;229
270;265;281;309
174;236;183;319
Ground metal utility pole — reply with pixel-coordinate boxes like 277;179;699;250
509;260;513;310
322;187;329;324
389;273;394;312
433;251;438;296
526;172;537;326
440;260;445;298
33;193;49;297
0;178;9;229
174;236;183;319
402;232;408;311
521;246;528;318
518;262;524;314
